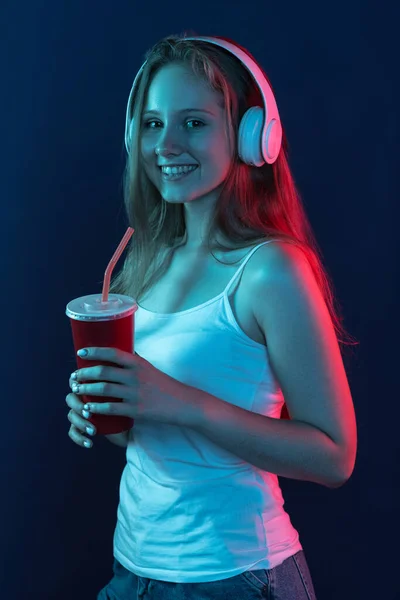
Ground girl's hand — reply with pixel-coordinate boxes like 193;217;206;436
70;347;200;428
65;384;96;449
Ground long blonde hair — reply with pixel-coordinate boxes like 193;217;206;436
109;33;358;351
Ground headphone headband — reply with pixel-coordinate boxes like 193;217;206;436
124;35;282;165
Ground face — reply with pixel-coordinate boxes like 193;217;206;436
140;63;233;206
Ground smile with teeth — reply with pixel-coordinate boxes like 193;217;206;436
160;165;198;179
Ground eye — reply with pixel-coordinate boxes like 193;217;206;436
143;120;161;129
186;119;205;129
142;119;205;130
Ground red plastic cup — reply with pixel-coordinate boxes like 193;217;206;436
65;293;138;435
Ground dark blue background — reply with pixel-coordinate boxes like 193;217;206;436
1;1;397;598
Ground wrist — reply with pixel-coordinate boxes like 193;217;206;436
173;383;208;430
186;386;222;432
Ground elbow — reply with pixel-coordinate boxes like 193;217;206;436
325;475;349;489
326;446;357;489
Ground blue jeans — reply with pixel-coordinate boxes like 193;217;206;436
97;551;317;599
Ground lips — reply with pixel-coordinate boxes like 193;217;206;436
159;165;199;182
158;164;198;169
158;165;198;173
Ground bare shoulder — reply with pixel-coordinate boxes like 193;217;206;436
248;240;357;482
248;240;322;349
247;239;333;359
249;240;311;281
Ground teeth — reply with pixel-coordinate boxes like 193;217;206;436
161;165;197;175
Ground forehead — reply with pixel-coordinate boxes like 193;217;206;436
143;63;223;112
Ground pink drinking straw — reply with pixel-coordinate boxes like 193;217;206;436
101;227;135;303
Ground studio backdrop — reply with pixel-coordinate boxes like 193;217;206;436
1;1;397;599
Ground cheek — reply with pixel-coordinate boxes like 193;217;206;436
204;130;232;162
140;138;153;163
205;137;232;178
140;140;157;178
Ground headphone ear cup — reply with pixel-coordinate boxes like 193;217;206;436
238;106;265;167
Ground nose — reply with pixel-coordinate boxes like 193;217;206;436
155;124;184;157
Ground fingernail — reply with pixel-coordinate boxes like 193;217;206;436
86;426;95;436
83;440;92;448
82;409;90;419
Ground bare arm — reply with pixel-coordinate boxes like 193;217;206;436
195;397;345;487
192;243;357;488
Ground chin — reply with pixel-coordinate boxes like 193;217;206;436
162;186;221;205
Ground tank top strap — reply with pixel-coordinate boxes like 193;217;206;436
223;240;278;297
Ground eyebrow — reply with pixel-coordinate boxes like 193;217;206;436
142;108;216;116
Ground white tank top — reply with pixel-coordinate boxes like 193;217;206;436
113;240;302;582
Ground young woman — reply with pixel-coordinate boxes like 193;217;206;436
66;33;357;599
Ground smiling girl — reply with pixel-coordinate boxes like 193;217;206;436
66;33;357;600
